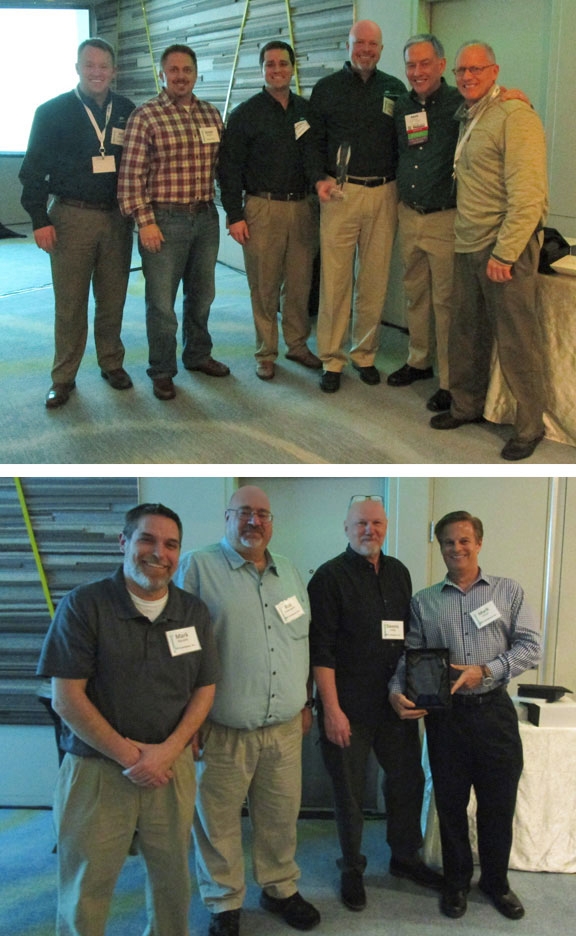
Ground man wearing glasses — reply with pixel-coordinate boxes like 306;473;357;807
175;486;320;936
308;495;442;912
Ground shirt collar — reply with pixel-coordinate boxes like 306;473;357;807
220;536;278;574
345;542;383;572
441;567;491;592
409;75;448;107
76;85;112;111
455;83;500;122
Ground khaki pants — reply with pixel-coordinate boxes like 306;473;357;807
193;716;303;912
317;180;398;371
48;200;133;384
242;195;318;361
54;751;196;936
398;202;456;389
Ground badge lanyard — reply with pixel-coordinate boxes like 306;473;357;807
75;87;112;157
453;84;500;176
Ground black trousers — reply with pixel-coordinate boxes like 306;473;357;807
425;689;523;894
318;703;425;873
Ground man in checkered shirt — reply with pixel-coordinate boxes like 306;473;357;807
119;44;230;401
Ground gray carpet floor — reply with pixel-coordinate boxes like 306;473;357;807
2;224;576;466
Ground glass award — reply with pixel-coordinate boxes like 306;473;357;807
405;648;451;710
331;141;351;200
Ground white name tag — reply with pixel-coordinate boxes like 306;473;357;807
92;154;116;174
382;619;404;640
110;127;125;146
470;601;501;629
200;126;220;144
276;596;305;624
165;626;201;656
383;96;395;117
294;119;310;140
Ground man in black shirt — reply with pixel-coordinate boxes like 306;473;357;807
308;496;442;912
308;20;406;393
20;38;135;408
219;41;321;381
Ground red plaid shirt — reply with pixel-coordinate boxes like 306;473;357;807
118;89;223;228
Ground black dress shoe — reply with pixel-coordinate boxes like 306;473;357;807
426;388;452;412
101;367;133;390
479;883;525;919
430;411;484;430
45;381;76;409
208;909;241;936
341;870;366;911
320;371;341;393
387;363;434;386
389;856;444;889
500;433;544;461
260;891;320;930
352;363;381;385
440;889;468;918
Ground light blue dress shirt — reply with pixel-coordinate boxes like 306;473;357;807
175;537;310;730
389;570;541;696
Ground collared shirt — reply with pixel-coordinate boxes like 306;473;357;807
117;88;223;228
19;88;135;229
175;537;310;730
308;545;412;725
36;566;220;757
307;62;406;180
389;569;541;697
219;88;315;225
395;78;461;211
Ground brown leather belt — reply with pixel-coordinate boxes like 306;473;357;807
248;191;307;201
57;197;115;211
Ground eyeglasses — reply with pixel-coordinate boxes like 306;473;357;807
227;507;273;523
348;495;384;507
452;65;494;77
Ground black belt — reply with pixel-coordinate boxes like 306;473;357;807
57;197;115;211
248;191;307;201
452;686;506;707
403;201;455;215
152;201;212;214
346;175;395;187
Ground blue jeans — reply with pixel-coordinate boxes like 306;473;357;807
141;203;219;378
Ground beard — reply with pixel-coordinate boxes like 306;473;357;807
124;555;172;594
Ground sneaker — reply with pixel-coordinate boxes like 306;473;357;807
352;364;381;385
259;891;320;930
341;869;366;911
208;909;241;936
387;364;434;386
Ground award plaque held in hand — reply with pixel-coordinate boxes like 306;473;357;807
331;141;351;200
405;648;451;710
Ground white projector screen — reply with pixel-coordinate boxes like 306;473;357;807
0;6;91;154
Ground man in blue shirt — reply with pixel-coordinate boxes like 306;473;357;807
176;486;320;936
389;510;541;922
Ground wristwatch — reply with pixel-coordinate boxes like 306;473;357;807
481;664;495;688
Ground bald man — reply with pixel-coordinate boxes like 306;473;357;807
308;497;441;912
175;486;320;936
309;20;406;393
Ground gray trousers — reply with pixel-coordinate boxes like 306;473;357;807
450;235;545;441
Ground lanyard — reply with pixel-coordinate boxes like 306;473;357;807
75;87;112;157
453;84;500;176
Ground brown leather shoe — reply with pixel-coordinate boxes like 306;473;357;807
152;377;176;400
285;348;322;369
256;360;275;380
45;382;76;409
101;368;133;390
187;356;230;377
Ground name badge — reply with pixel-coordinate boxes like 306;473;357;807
165;626;201;656
110;127;125;147
469;601;501;629
382;96;395;117
382;620;404;640
294;119;310;140
92;155;116;174
405;111;429;145
200;126;220;144
276;596;305;624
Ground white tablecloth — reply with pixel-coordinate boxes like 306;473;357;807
422;713;576;873
485;272;576;447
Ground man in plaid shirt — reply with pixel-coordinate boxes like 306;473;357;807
119;44;230;400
